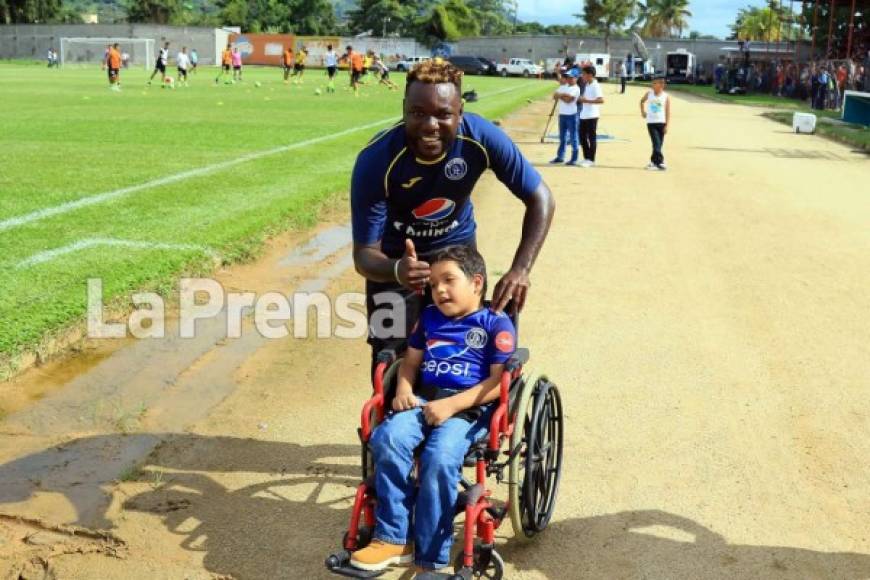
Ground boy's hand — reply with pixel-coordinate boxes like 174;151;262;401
423;399;457;426
392;389;419;412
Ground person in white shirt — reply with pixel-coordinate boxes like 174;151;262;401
578;65;604;167
324;44;338;93
640;76;671;170
176;46;191;87
620;60;628;94
549;68;581;165
149;41;170;85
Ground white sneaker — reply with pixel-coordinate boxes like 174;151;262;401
646;162;657;170
657;163;667;171
580;160;595;168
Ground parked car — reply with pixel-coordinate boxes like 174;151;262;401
496;58;544;77
476;56;498;75
447;55;490;75
395;55;430;71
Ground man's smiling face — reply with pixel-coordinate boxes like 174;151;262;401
403;81;463;162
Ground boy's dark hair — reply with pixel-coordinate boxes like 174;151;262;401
582;65;596;77
431;245;487;302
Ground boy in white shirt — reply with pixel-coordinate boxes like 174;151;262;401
578;65;604;168
550;68;581;165
176;47;191;87
640;76;671;170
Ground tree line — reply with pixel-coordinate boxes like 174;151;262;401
0;0;854;53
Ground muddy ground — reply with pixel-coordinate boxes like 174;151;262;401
1;85;869;580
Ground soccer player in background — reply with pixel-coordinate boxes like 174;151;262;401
106;43;122;91
231;46;243;82
283;45;294;84
293;46;307;84
362;50;373;84
148;41;170;86
190;48;198;74
324;44;338;93
176;46;191;87
372;55;398;90
215;44;232;84
347;45;363;96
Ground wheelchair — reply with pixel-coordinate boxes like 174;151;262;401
326;309;564;579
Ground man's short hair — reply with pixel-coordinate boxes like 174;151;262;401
582;65;596;76
406;60;463;94
431;245;487;299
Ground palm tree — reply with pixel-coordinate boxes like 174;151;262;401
580;0;636;53
633;0;692;38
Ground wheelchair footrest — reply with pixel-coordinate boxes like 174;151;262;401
325;550;386;578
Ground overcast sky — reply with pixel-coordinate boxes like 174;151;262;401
515;0;772;39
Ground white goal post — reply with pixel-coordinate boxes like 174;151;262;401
60;37;155;70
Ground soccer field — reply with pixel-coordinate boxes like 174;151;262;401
0;63;552;370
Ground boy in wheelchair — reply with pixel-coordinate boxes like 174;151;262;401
350;244;517;575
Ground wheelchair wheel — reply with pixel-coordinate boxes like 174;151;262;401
362;358;403;479
452;544;505;579
508;376;563;540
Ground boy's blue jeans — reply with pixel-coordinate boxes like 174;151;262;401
369;398;492;569
557;113;579;162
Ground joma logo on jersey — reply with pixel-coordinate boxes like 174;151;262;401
412;198;455;221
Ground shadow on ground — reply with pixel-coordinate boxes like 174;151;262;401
4;437;870;579
503;509;870;579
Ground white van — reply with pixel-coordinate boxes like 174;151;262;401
575;53;611;81
395;56;430;72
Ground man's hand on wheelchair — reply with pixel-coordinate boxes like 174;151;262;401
423;398;457;426
397;239;431;291
392;387;420;412
492;266;530;314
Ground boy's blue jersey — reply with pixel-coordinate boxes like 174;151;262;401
351;113;542;258
408;305;517;391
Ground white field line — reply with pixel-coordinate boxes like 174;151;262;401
0;117;395;234
1;83;538;235
16;238;214;268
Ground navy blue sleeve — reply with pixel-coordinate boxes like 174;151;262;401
485;314;517;365
471;114;542;200
350;148;387;245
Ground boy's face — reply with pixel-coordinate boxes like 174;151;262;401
652;79;665;93
566;75;577;85
582;72;594;83
430;260;483;318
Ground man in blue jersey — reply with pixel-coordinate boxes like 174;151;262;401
350;245;516;574
351;60;555;366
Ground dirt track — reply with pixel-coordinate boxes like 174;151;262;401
1;84;869;579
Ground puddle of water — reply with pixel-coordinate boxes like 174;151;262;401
279;224;352;268
0;339;129;420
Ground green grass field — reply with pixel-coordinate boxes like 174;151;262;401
0;63;552;373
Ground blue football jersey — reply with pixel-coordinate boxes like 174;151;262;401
351;113;542;258
408;305;517;391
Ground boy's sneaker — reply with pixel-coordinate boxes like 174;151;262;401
645;162;658;171
350;540;414;571
549;157;564;164
565;159;578;166
657;163;667;171
580;160;595;168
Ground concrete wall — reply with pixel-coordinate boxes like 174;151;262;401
0;24;220;64
454;35;812;76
